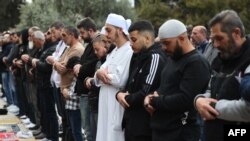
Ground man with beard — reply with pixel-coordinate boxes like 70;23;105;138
73;17;99;141
21;26;41;129
144;19;211;141
116;20;166;141
94;13;133;141
30;30;58;140
0;32;18;111
84;34;111;141
56;26;84;141
46;22;69;141
12;29;29;118
195;10;250;141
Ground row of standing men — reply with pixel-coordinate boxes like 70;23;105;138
0;9;250;141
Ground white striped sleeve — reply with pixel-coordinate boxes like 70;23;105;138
146;54;160;85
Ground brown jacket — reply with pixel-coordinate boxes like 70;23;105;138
56;43;84;90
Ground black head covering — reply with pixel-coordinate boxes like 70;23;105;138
20;28;29;46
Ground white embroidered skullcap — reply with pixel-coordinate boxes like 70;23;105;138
158;19;187;39
105;13;131;35
33;30;45;41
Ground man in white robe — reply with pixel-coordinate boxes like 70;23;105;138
94;13;133;141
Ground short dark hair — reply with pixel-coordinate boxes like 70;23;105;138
77;17;97;32
128;20;155;38
16;31;21;37
66;56;80;69
20;28;29;45
64;26;79;39
209;10;245;37
11;31;21;37
50;21;65;29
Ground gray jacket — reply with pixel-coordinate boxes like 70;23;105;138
195;90;250;122
215;99;250;122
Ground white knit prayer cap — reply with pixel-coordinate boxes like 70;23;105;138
33;30;45;41
105;13;131;35
158;19;187;39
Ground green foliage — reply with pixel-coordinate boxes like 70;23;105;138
54;0;136;28
0;0;23;32
16;0;61;31
15;0;250;34
16;0;136;31
136;0;171;30
136;0;250;34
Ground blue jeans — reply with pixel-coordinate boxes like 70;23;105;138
1;72;17;105
67;109;83;141
240;74;250;102
80;96;93;141
197;114;205;141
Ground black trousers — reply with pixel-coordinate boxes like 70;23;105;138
37;86;58;141
125;122;152;141
152;123;200;141
15;76;29;116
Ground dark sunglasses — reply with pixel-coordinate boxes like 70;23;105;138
62;33;67;37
